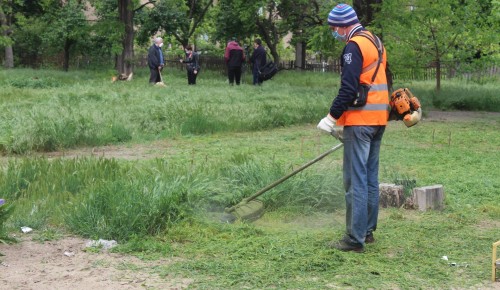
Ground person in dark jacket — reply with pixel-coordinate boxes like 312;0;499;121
224;40;246;85
179;45;200;85
249;38;266;85
147;37;164;84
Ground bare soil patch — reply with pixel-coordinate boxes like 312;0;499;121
424;110;500;122
41;140;176;161
0;235;191;290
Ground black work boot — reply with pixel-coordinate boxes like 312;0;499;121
327;237;364;253
365;233;375;244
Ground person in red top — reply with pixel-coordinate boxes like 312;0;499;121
224;40;246;86
317;3;390;253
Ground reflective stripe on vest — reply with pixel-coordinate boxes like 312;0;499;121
336;32;389;126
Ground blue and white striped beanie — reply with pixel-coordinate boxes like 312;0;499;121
328;4;359;27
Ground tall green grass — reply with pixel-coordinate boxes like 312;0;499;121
0;154;344;241
393;79;500;111
0;68;497;153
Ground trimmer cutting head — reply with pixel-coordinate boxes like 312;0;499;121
220;200;265;223
220;143;344;224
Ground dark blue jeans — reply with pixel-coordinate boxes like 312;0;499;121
342;125;385;246
252;69;262;85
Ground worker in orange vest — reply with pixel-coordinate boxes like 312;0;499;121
317;3;389;253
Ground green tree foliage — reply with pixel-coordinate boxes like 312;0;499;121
353;0;382;26
286;0;341;63
278;0;324;41
84;0;124;64
376;0;499;90
276;0;321;67
42;1;89;71
213;0;287;63
211;0;253;43
137;0;214;49
10;0;90;69
0;2;14;47
1;0;23;68
11;16;46;67
86;0;155;76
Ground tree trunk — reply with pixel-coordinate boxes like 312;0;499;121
1;3;14;68
295;41;306;70
4;46;13;68
63;40;72;72
269;44;279;65
118;0;134;77
256;23;280;65
436;60;441;92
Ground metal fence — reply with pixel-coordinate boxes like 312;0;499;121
7;52;499;81
155;55;344;74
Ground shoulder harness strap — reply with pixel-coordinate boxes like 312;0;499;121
353;31;383;84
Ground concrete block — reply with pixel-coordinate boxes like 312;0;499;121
412;185;444;211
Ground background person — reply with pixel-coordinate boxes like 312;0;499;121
147;37;164;84
317;3;390;253
224;40;246;85
179;45;200;85
249;38;266;85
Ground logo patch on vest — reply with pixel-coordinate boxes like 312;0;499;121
343;53;352;64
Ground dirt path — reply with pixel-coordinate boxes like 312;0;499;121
0;236;191;290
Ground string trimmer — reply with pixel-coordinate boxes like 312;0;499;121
221;142;344;223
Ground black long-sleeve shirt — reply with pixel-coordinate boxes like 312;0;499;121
182;52;200;72
250;45;266;72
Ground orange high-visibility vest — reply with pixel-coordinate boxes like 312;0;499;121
336;32;389;126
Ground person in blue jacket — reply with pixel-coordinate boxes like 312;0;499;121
147;37;164;84
249;38;266;85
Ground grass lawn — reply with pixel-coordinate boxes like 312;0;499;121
0;68;499;288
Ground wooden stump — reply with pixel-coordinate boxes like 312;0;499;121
412;185;444;211
379;183;405;208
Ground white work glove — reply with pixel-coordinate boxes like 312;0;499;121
317;114;335;133
317;114;343;142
